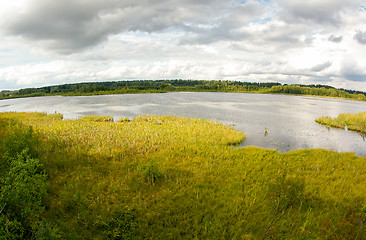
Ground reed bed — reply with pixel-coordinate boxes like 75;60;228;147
316;111;366;134
1;112;365;239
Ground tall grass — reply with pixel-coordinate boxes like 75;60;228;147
1;112;365;239
316;112;366;134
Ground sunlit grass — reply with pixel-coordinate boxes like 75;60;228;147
316;111;366;134
1;112;365;239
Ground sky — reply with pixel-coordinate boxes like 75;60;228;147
1;0;366;91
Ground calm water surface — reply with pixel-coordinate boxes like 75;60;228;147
1;92;365;155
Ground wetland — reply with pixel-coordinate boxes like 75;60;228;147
1;92;366;155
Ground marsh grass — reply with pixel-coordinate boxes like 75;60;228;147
316;112;366;134
80;115;114;122
1;112;365;239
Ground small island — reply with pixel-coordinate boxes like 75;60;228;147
316;112;366;134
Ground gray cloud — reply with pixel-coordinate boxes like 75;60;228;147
310;61;332;72
3;0;229;53
277;0;363;25
341;58;366;82
179;2;308;50
179;0;272;45
343;73;366;82
354;30;366;44
328;34;343;43
4;0;349;54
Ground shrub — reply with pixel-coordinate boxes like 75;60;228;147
0;150;47;239
0;121;59;239
105;209;139;240
33;219;60;240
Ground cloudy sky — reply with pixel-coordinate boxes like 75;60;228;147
1;0;366;91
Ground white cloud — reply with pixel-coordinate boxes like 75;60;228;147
0;61;66;88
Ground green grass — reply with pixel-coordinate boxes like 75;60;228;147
1;112;366;239
316;112;366;134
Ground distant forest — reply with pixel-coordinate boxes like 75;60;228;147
1;79;366;101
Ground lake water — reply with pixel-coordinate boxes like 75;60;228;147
1;92;366;155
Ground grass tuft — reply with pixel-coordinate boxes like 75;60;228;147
316;112;366;134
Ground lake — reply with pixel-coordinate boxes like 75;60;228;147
1;92;366;155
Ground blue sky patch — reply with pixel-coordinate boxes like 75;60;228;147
249;17;272;24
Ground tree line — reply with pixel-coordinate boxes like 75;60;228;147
1;80;365;101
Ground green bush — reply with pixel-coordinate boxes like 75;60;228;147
0;150;47;239
105;209;139;240
0;121;59;239
33;219;60;240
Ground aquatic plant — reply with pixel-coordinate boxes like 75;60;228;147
316;111;366;134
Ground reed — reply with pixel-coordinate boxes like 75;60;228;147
1;112;365;239
316;111;366;134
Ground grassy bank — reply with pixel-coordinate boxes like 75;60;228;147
316;112;366;134
1;112;366;239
